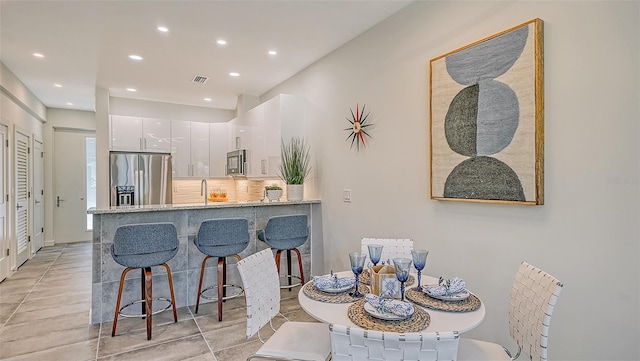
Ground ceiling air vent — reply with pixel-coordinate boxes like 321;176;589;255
191;75;209;84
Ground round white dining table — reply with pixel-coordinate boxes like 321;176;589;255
298;272;485;333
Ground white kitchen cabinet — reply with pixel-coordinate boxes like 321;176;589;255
190;122;210;177
261;94;304;177
222;94;304;178
228;116;252;151
171;120;210;177
246;105;265;177
110;115;171;153
209;122;229;177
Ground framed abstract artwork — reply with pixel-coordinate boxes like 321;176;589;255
430;18;544;205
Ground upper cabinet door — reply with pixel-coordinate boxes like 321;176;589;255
246;106;265;177
210;122;229;177
111;115;143;152
190;122;210;177
262;94;304;177
171;120;191;177
111;115;172;153
142;118;171;153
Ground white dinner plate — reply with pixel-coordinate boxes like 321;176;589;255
363;301;414;320
422;285;471;301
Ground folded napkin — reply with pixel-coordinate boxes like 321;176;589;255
424;277;466;297
365;293;414;317
313;274;355;290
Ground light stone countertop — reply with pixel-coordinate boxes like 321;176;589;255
87;199;321;214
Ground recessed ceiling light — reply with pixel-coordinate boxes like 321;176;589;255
126;88;137;92
203;98;212;102
216;39;227;45
33;52;44;58
268;50;277;56
157;26;169;32
229;72;240;77
54;84;62;88
128;54;143;61
66;102;73;106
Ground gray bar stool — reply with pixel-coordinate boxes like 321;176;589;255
257;214;308;290
111;222;179;340
194;218;250;321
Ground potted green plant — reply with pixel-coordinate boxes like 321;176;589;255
279;137;311;201
264;184;283;202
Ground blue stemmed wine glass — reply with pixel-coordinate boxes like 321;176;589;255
393;258;412;302
411;250;429;290
349;252;367;298
367;244;383;266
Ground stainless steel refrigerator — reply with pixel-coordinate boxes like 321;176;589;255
109;152;172;206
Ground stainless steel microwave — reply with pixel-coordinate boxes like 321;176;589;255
226;149;247;176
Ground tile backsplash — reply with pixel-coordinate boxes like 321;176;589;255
172;178;287;204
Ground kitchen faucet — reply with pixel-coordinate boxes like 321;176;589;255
201;178;208;205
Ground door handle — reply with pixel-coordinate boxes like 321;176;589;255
16;204;23;210
57;196;65;207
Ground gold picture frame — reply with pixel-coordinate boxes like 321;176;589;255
430;18;544;205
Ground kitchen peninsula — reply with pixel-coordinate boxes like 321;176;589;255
88;200;322;324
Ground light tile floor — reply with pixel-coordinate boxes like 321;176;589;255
0;242;317;361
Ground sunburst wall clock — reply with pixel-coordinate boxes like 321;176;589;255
344;103;373;151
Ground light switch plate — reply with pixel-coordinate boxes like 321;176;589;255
343;189;351;202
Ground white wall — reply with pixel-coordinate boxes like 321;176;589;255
43;108;96;245
263;2;639;360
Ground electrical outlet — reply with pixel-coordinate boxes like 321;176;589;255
173;186;179;193
343;189;351;202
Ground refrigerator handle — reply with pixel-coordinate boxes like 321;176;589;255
135;170;142;206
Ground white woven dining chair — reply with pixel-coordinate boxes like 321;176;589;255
329;324;459;361
236;248;331;361
457;261;563;361
361;238;414;266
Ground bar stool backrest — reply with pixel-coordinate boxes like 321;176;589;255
112;222;179;268
260;214;309;249
195;218;250;256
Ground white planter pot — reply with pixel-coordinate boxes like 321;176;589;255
265;189;283;202
286;184;304;201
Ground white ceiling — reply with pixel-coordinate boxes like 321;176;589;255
0;0;411;112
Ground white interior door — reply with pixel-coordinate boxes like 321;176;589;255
32;138;44;253
14;129;30;267
0;125;8;281
53;129;93;243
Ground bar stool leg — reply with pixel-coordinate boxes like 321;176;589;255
144;267;153;340
286;249;293;290
112;267;134;337
161;263;178;323
195;256;212;314
292;248;305;285
217;257;225;321
275;250;283;281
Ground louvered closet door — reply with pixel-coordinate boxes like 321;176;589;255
0;125;8;281
15;130;29;267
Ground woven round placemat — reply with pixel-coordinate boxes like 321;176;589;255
347;299;430;333
359;270;415;286
405;288;481;312
302;281;371;304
